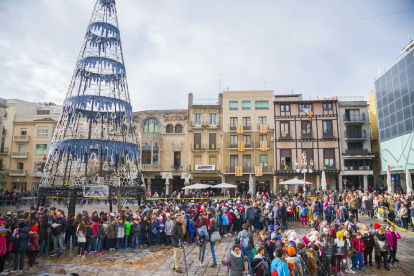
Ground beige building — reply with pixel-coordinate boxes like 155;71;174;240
274;94;341;192
222;91;275;195
367;92;382;185
187;93;223;186
0;100;61;193
133;109;190;195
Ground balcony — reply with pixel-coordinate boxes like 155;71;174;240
229;125;237;131
0;167;9;175
344;130;367;140
257;123;272;132
141;164;161;171
343;166;371;171
256;141;271;149
206;144;219;151
228;142;238;149
2;127;6;135
301;130;313;139
9;169;27;176
0;147;8;155
224;166;251;173
204;121;219;129
190;121;204;129
322;131;335;138
244;143;253;149
343;113;365;124
190;143;205;151
11;152;28;158
261;166;273;173
13;135;30;142
279;131;291;139
243;125;251;131
343;149;371;156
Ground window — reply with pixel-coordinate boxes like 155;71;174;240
142;143;151;164
255;100;269;109
209;133;216;150
258;116;267;124
243;135;251;147
259;155;268;167
17;162;24;170
242;117;251;130
209;155;217;166
143;119;159;132
37;110;50;115
230;155;238;171
242;101;251;110
229;101;238;110
323;149;335;169
20;128;27;136
299;104;313;112
323;103;333;111
194;113;202;126
35;144;47;155
175;124;182;133
194;133;201;150
346;125;362;138
174;151;181;169
301;121;312;137
230;135;238;147
166;124;173;133
209;113;217;125
243;155;251;170
153;144;159;165
18;144;25;152
280;121;290;137
259;134;267;141
230;117;238;130
280;104;290;112
348;142;363;150
302;149;313;165
346;109;361;121
37;127;49;137
322;120;333;137
280;149;291;169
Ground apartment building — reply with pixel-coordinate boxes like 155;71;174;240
367;92;382;185
0;98;7;192
222;91;275;194
274;94;341;192
133;109;189;195
338;101;374;191
0;100;61;193
187;93;223;186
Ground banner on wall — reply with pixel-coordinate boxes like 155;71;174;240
195;165;215;171
84;185;109;197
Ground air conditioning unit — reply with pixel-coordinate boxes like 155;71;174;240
270;137;275;142
281;157;286;165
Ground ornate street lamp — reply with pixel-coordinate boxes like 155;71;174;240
295;152;314;200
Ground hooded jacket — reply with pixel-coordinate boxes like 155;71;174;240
171;221;184;248
13;227;29;252
245;206;255;220
270;258;289;276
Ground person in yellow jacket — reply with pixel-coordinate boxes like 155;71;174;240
308;204;313;222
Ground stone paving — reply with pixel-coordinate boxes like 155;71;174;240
1;204;414;275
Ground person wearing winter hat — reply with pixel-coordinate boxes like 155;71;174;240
28;225;40;270
334;230;346;276
286;245;304;276
302;235;310;245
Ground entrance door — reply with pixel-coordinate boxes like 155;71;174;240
151;177;166;196
172;176;185;194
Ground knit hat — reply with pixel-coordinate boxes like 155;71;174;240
274;225;281;233
289;232;298;241
268;225;274;231
0;227;7;234
309;235;317;242
302;235;309;245
232;237;240;244
312;244;319;252
31;225;38;232
322;228;329;233
374;223;381;229
271;233;278;240
287;246;296;256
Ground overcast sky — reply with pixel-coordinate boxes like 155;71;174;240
0;0;413;111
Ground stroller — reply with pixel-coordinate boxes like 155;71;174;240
393;214;403;228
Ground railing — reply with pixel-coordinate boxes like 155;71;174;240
257;123;270;130
13;135;29;142
0;147;9;154
344;130;367;139
243;125;251;130
256;141;271;148
9;169;27;176
11;152;28;158
229;125;237;131
228;142;238;149
190;143;205;151
171;166;183;172
202;121;219;128
262;166;273;173
2;128;6;135
343;113;365;122
141;164;161;171
322;131;334;138
244;143;253;148
191;121;203;128
206;144;219;150
301;130;313;138
343;149;371;156
279;131;291;139
280;164;292;170
0;167;9;174
344;166;371;171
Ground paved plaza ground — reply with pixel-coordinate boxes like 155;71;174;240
1;204;414;276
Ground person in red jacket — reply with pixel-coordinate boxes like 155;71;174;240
352;232;366;271
28;225;40;270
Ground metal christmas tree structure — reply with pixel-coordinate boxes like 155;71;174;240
39;0;143;210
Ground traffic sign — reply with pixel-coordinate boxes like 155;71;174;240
343;178;348;183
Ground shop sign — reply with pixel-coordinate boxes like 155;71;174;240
201;180;221;184
195;165;215;171
236;181;248;184
256;181;270;185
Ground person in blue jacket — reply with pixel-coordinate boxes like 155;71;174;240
270;248;290;276
188;216;196;243
221;210;230;236
325;202;335;224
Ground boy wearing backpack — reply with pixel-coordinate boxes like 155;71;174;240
238;223;254;276
252;245;270;276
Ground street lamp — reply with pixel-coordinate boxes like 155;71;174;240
295;152;314;200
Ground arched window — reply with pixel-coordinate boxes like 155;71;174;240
175;124;183;133
142;143;151;164
153;144;159;165
166;124;173;133
143;118;159;132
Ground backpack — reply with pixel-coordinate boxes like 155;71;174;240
240;233;252;250
271;269;279;276
196;229;205;246
253;258;270;276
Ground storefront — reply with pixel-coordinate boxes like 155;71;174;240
236;180;249;193
256;180;270;193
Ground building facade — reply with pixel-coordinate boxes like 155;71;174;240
133;109;189;195
367;93;382;186
374;40;414;192
338;101;374;191
187;93;223;187
0;98;8;191
0;100;61;194
274;94;341;192
222;91;275;195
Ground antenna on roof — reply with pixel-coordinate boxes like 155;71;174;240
291;90;293;95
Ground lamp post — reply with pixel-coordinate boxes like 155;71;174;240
295;152;314;201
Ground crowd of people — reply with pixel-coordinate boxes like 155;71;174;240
0;187;412;275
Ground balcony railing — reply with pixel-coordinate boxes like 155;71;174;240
322;131;335;138
344;130;367;139
9;169;27;176
191;121;203;128
257;123;270;130
2;128;6;135
229;125;237;131
301;130;313;139
343;149;371;156
280;164;292;170
203;121;219;128
141;164;161;171
0;147;9;154
279;131;291;139
261;166;273;173
11;152;28;158
256;141;271;148
343;113;365;122
344;166;371;171
190;143;205;151
13;135;30;142
243;125;251;131
206;144;219;151
0;167;9;174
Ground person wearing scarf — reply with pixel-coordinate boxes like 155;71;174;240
374;228;390;270
221;244;245;276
